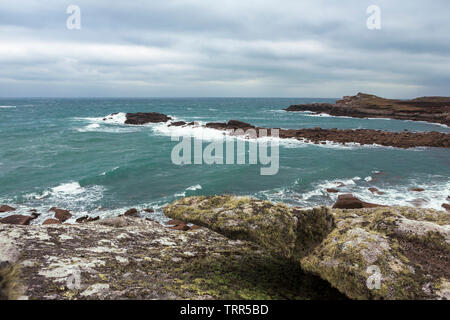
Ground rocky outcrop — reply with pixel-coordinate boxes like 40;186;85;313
49;208;72;222
0;216;344;300
200;120;450;149
285;93;450;126
165;196;450;300
124;112;172;125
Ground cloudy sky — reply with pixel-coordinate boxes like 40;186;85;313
0;0;449;98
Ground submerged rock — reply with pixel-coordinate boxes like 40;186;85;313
165;196;450;300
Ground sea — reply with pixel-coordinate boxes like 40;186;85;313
0;98;449;224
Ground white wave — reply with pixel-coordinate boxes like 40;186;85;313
0;105;16;109
364;176;373;182
100;166;120;176
186;184;202;191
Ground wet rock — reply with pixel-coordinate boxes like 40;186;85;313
169;224;190;231
143;208;154;213
409;198;429;207
409;188;425;192
165;196;450;300
124;208;139;217
332;194;384;209
368;187;384;195
0;205;16;213
30;212;40;220
125;112;172;125
442;204;450;212
76;216;88;223
326;188;339;193
0;215;33;225
168;121;186;127
49;208;72;222
42;219;62;225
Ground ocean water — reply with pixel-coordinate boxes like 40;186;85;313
0;98;449;224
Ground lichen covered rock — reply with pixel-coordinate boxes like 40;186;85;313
0;216;344;300
165;196;450;300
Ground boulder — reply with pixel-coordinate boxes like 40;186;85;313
143;208;154;213
165;196;450;300
442;204;450;212
332;194;384;209
0;205;16;213
326;188;339;193
42;219;62;225
0;215;33;225
168;121;186;127
125;112;172;125
49;208;72;222
124;208;139;217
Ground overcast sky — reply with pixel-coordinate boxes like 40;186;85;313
0;0;449;98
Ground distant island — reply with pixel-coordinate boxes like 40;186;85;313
284;93;450;126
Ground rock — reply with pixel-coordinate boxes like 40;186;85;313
409;188;425;192
76;216;89;223
0;205;16;212
332;194;384;209
165;196;450;300
167;219;185;226
326;188;339;193
368;187;384;195
442;204;450;212
169;224;190;231
49;208;72;222
409;198;429;208
0;216;344;300
124;112;172;125
42;219;61;225
0;215;33;225
284;93;450;126
168;121;186;127
87;216;100;222
124;208;139;217
143;208;154;213
30;212;40;220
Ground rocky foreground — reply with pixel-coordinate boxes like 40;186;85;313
1;195;449;300
120;112;450;148
285;93;450;126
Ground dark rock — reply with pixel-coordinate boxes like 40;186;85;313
0;215;33;225
0;205;16;212
169;223;190;231
167;219;185;226
332;194;384;209
143;208;154;213
49;208;72;222
168;121;187;127
326;188;339;193
125;112;172;125
76;216;89;223
442;204;450;212
42;219;61;225
124;208;139;217
30;212;40;220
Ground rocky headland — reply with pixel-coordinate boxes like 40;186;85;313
284;93;450;126
1;195;449;300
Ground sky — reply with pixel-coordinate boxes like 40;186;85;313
0;0;449;98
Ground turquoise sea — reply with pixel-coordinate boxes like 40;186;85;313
0;98;449;224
